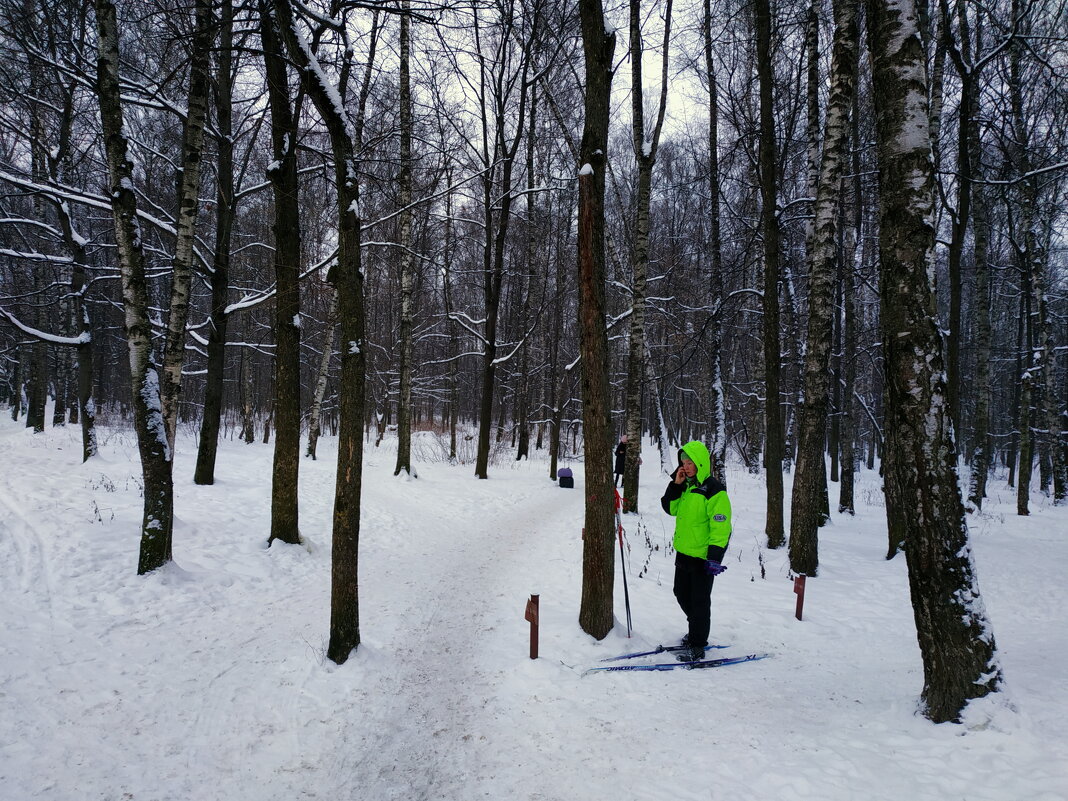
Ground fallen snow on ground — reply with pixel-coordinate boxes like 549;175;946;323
1;418;1065;801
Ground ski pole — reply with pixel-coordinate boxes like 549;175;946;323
614;489;632;637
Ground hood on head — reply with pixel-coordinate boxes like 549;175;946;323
678;440;711;483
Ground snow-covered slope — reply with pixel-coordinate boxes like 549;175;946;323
1;418;1064;800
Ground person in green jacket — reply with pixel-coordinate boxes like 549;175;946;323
660;440;732;659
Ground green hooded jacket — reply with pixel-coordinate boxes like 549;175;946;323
660;440;732;559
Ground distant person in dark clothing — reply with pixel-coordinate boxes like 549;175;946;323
614;436;627;487
661;440;732;660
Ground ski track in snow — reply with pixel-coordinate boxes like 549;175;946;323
338;475;573;800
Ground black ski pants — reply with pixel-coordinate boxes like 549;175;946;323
672;546;725;646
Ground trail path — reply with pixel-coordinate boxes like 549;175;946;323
340;469;586;800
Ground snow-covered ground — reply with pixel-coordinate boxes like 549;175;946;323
1;415;1065;801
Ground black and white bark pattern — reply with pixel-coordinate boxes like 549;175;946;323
789;0;858;577
94;0;173;575
161;0;212;452
867;0;1002;723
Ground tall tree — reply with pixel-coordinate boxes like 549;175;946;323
755;0;784;549
395;1;415;477
273;0;377;663
622;0;673;512
867;0;1002;723
472;0;539;480
1006;6;1065;507
260;1;302;545
94;0;173;574
194;0;236;485
160;0;212;452
838;83;863;516
789;0;858;577
702;0;726;481
576;0;616;640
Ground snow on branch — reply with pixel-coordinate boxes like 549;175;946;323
447;312;489;345
0;306;89;346
492;313;544;366
0;169;211;272
222;250;337;316
972;161;1068;186
0;218;63;238
0;249;74;265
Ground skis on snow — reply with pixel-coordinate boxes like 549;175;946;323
598;643;730;662
584;652;770;675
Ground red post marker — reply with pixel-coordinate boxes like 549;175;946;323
524;594;540;659
793;575;806;621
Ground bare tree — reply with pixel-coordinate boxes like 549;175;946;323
867;0;1003;723
621;0;672;512
576;0;616;640
94;0;173;574
160;0;212;452
789;0;858;577
195;0;237;485
272;0;378;663
395;0;415;477
755;0;784;549
260;0;301;546
701;0;726;482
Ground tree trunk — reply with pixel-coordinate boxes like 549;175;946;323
703;0;726;481
838;90;862;515
516;86;537;464
577;0;616;640
240;337;256;444
442;175;459;463
95;0;174;575
756;0;784;549
26;42;47;435
52;132;98;461
307;287;338;460
790;0;858;577
161;0;212;452
623;0;672;513
273;0;376;664
261;2;301;545
963;7;992;510
867;0;1002;723
195;0;235;486
394;2;414;477
829;247;843;483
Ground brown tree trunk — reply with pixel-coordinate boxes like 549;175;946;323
273;0;377;664
702;0;726;480
838;89;862;515
577;0;616;640
394;1;414;477
261;1;301;545
195;0;235;485
756;0;784;549
622;0;672;513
